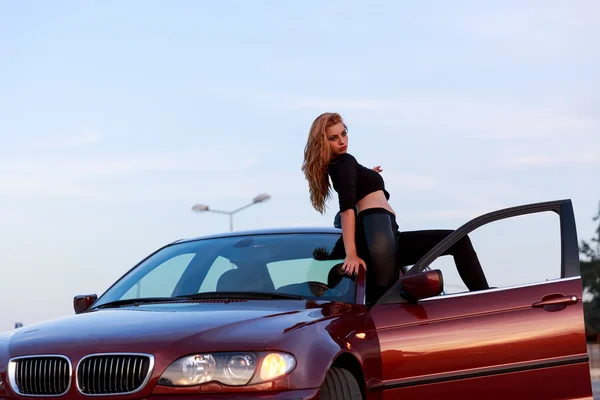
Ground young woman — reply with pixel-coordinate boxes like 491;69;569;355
302;112;489;303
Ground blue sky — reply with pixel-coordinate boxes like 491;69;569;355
1;0;599;330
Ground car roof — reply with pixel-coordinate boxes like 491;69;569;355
172;226;342;244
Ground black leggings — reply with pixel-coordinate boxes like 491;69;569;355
355;208;489;303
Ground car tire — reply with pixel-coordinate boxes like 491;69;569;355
319;367;362;400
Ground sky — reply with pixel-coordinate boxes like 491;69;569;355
1;0;599;331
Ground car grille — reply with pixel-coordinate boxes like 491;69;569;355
10;356;71;396
76;354;153;395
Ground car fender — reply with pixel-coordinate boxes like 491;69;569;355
264;316;370;390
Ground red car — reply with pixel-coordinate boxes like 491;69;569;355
0;199;593;399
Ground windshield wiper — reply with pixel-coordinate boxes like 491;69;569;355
91;292;306;310
175;291;306;300
91;297;176;310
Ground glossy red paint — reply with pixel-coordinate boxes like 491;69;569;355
150;390;321;399
377;363;593;400
0;299;372;399
370;277;591;398
0;200;593;399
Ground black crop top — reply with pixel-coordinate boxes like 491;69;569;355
328;153;390;212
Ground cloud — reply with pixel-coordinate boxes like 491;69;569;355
52;130;100;148
502;150;600;168
288;98;396;111
383;172;438;191
0;150;261;198
1;129;101;151
422;1;600;61
1;150;259;177
473;3;597;42
414;208;496;221
222;91;598;140
400;189;513;223
0;179;50;196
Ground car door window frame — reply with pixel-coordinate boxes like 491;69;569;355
376;199;580;305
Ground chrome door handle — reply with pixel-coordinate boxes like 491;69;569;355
532;294;578;309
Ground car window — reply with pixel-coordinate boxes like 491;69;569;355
199;256;237;292
265;257;351;299
267;258;336;288
121;253;195;299
426;211;561;296
94;233;355;306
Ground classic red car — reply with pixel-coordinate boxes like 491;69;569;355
0;199;593;399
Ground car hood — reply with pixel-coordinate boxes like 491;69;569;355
2;300;357;358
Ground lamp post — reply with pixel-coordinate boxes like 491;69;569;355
192;193;271;232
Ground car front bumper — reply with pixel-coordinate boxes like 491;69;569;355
3;390;321;400
148;390;320;400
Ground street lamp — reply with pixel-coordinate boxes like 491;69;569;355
192;193;271;231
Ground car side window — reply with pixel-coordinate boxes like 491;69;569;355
427;211;561;296
266;258;339;289
122;253;195;299
199;256;238;292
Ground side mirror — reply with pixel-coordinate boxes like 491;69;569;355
398;270;444;303
74;294;98;314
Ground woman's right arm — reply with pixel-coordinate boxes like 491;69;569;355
340;209;357;256
340;209;366;275
329;154;366;275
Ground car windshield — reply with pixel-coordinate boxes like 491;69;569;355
92;232;355;308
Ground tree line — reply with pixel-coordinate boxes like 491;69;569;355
580;201;600;340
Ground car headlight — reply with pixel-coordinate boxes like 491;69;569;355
158;351;296;387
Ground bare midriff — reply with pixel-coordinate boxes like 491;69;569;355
355;190;395;215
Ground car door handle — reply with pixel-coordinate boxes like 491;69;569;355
532;294;578;309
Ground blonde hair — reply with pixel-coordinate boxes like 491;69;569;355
301;112;344;214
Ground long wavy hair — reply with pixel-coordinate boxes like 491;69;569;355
301;112;344;214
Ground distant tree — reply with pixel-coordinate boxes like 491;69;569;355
580;201;600;339
581;201;600;262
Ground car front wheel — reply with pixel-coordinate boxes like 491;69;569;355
319;367;362;400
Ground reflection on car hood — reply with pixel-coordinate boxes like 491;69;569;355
3;299;356;357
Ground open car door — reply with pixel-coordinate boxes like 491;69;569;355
368;199;593;400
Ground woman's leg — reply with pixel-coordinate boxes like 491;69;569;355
357;211;400;303
396;230;489;291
